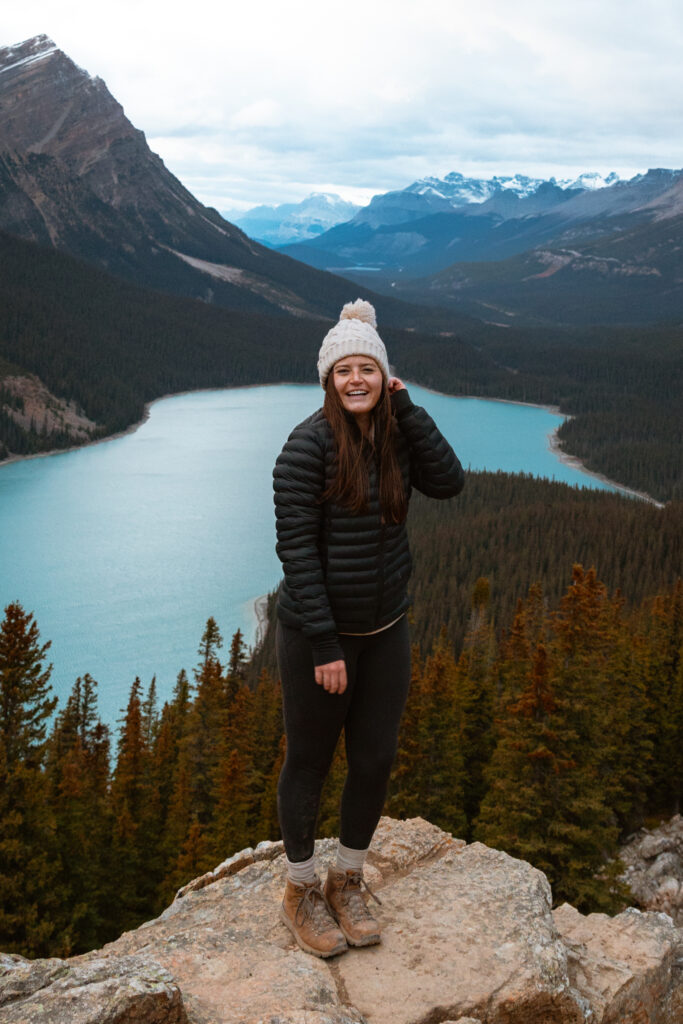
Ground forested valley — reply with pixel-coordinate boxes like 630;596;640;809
1;230;681;502
2;471;681;959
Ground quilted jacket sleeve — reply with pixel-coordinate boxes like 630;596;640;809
391;388;465;498
273;422;345;666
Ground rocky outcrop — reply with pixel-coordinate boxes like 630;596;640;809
1;817;681;1024
620;815;683;925
555;902;683;1023
0;374;98;443
0;953;186;1024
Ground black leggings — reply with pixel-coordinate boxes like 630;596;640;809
276;615;411;862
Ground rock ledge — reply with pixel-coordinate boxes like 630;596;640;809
1;817;681;1024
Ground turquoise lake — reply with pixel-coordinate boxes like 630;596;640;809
0;383;620;726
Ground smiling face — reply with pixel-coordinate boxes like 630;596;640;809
332;355;384;425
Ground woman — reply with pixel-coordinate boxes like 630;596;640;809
273;299;464;958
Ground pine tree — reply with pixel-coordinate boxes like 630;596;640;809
182;620;228;827
476;642;566;881
159;748;194;905
141;677;158;748
46;675;114;954
197;617;223;679
476;569;628;912
208;683;257;858
591;591;653;832
212;748;251;857
0;602;57;767
155;670;194;887
171;668;192;730
0;602;59;955
247;671;282;831
110;678;154;932
641;581;683;814
456;578;496;831
226;628;248;704
166;819;209;896
390;631;467;836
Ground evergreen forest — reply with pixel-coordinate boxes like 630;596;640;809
2;471;681;959
1;231;682;502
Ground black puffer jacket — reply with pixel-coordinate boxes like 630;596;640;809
273;388;464;664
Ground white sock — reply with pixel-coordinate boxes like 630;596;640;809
286;854;317;885
336;841;369;873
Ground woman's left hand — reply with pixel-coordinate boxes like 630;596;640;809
388;377;406;393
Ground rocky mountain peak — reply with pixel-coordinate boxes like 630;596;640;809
558;170;621;190
0;34;140;184
0;34;59;73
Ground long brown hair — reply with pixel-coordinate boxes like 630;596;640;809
322;373;408;524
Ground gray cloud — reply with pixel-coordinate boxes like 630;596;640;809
4;0;683;207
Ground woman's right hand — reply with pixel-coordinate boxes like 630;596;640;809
315;659;348;695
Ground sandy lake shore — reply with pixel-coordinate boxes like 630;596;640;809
547;426;663;508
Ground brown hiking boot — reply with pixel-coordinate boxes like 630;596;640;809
280;875;348;958
324;867;382;947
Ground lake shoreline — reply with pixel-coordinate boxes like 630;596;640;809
406;383;664;506
546;429;663;508
0;380;661;506
0;381;289;469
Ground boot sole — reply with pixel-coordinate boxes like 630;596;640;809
279;907;348;958
337;922;381;947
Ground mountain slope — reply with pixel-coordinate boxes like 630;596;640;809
0;35;436;326
397;207;683;326
0;228;506;461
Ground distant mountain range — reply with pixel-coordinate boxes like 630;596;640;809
235;172;622;248
278;169;683;325
2;34;681;330
227;193;360;246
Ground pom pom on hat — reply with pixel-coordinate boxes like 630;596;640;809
317;298;390;387
339;298;377;328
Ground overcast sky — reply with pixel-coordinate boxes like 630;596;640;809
5;0;683;212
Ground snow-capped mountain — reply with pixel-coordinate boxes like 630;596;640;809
280;166;683;304
406;171;549;205
326;171;624;234
0;33;59;73
405;170;623;207
230;193;360;246
556;171;621;191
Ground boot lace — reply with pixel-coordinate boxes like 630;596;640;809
294;878;337;933
340;870;382;924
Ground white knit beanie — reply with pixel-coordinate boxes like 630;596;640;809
317;299;390;388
